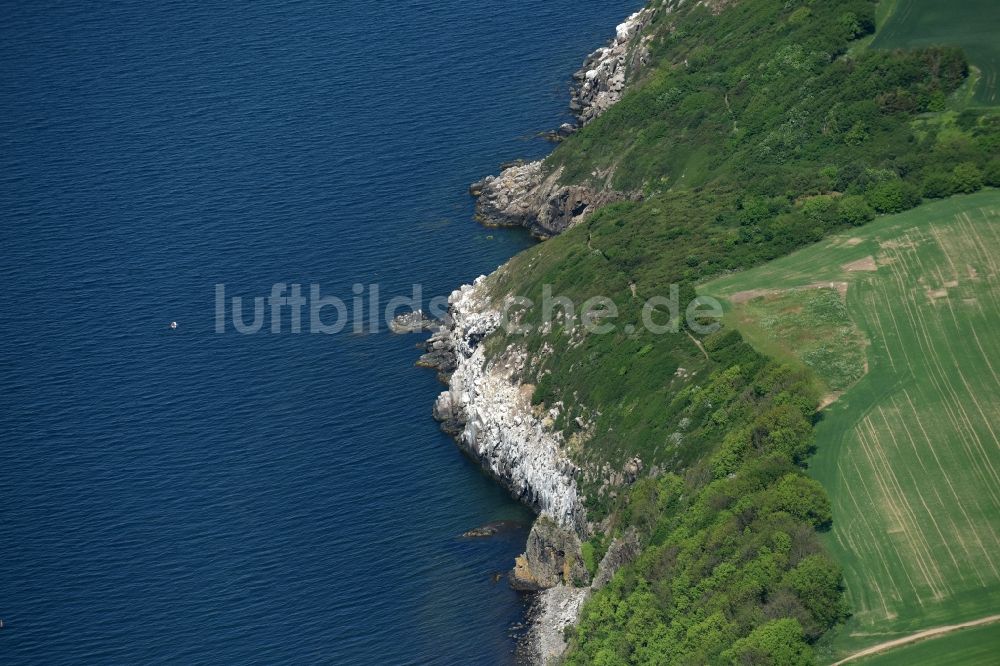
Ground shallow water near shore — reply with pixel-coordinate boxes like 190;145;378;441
0;1;641;663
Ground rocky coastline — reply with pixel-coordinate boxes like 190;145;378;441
419;277;642;663
468;7;655;238
416;8;657;663
428;278;587;534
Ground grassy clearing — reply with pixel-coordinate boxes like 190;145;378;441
701;190;1000;662
871;0;1000;105
724;285;869;399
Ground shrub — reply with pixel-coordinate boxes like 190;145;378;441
837;195;875;225
953;162;984;194
782;555;851;634
801;195;838;223
984;159;1000;188
764;474;833;528
922;170;960;199
865;179;921;214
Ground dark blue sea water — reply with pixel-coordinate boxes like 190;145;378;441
0;1;640;663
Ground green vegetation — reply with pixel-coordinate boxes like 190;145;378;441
871;0;1000;105
702;191;1000;661
489;0;999;510
722;286;869;397
563;335;851;664
547;0;981;195
472;0;1000;661
854;621;1000;665
580;538;600;578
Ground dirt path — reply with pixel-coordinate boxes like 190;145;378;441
830;614;1000;665
685;330;709;360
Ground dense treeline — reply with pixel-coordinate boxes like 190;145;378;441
566;333;848;664
482;0;999;662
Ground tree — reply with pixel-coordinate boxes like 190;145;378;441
921;170;959;199
801;195;837;223
983;159;1000;188
722;618;814;665
782;555;850;638
764;474;833;529
865;179;920;214
751;404;814;462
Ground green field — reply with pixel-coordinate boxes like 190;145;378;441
872;0;1000;105
854;621;1000;665
701;190;1000;662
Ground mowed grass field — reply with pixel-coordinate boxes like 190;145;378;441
871;0;1000;105
701;190;1000;662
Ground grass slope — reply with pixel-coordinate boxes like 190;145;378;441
701;190;1000;661
872;0;1000;105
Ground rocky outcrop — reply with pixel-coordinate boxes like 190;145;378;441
388;309;442;334
468;8;658;238
592;528;641;590
472;161;638;238
571;8;657;126
460;520;524;539
431;277;586;533
425;7;673;663
521;528;642;664
510;518;590;591
427;277;615;664
416;324;458;383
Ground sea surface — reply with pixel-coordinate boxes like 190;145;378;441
0;0;640;663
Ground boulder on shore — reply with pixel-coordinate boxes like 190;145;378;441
389;310;441;334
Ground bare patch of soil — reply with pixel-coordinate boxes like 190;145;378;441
843;256;878;272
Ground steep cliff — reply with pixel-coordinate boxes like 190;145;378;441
415;0;993;661
425;272;647;664
430;277;586;534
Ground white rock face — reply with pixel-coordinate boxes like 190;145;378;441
572;8;657;126
433;277;586;533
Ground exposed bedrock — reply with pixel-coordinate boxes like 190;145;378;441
471;161;639;238
430;278;587;534
467;8;656;238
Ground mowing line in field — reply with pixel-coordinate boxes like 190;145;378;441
841;456;905;616
887;251;1000;488
874;405;964;576
850;449;918;606
901;388;1000;554
864;289;898;372
858;414;944;596
967;326;1000;388
861;415;947;598
889;392;1000;578
855;420;940;602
